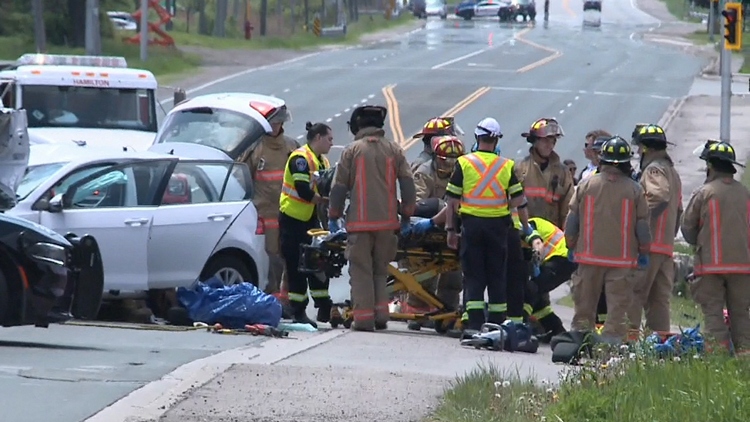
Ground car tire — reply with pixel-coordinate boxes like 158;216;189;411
201;254;255;286
440;13;447;19
463;15;472;20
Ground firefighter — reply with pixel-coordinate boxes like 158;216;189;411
627;124;683;332
405;135;465;331
278;122;334;328
564;136;651;342
445;117;532;337
329;105;416;332
522;217;574;338
681;140;750;355
410;117;458;172
579;130;611;182
238;104;299;317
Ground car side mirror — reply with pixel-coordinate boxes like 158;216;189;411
48;193;64;213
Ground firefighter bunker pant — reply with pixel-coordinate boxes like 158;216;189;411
460;215;511;330
279;213;331;315
506;228;528;323
690;273;750;353
263;225;286;295
571;264;633;340
524;256;576;335
346;230;399;330
627;253;674;332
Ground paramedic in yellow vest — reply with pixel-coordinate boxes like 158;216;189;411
445;117;532;337
278;122;333;328
237;105;299;314
524;217;576;340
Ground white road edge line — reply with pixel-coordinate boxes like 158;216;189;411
85;329;349;422
431;48;492;70
159;52;321;105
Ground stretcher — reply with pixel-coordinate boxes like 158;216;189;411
299;224;464;333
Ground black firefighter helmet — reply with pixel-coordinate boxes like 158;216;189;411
348;105;387;136
699;140;745;168
599;136;633;164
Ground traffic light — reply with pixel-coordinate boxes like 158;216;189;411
722;2;743;51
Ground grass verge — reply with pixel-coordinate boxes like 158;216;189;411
660;0;706;22
0;36;201;78
169;14;415;50
427;351;750;421
555;292;704;329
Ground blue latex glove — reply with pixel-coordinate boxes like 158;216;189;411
328;219;341;233
532;264;541;278
567;250;575;262
522;225;534;237
400;220;412;237
412;218;434;234
637;253;650;269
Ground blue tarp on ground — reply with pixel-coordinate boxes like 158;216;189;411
177;277;282;329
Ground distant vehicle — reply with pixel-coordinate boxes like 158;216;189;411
10;142;269;300
583;0;602;26
583;0;602;11
412;0;427;17
0;212;104;328
498;0;536;21
107;11;137;31
473;0;503;19
455;0;478;19
425;0;448;19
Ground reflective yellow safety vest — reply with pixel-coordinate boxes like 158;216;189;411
279;144;330;222
529;217;568;261
446;151;517;218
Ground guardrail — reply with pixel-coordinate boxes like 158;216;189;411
321;25;347;37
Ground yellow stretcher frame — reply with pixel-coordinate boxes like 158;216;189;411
307;228;464;333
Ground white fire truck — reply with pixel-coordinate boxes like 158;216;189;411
0;54;160;151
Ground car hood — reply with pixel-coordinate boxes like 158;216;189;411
0;213;71;248
148;142;233;161
29;128;157;152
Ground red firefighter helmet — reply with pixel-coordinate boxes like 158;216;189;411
431;135;465;158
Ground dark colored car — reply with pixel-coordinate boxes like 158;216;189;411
583;0;601;11
455;0;477;19
0;213;104;328
412;0;427;17
498;0;536;21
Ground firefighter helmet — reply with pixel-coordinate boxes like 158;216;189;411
599;136;633;164
431;135;465;158
348;105;387;136
699;140;745;167
632;124;668;147
522;118;564;142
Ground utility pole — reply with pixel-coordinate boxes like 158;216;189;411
31;0;46;53
720;1;743;142
140;0;149;61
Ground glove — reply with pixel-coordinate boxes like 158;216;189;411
328;219;341;233
522;225;534;237
637;253;649;269
412;219;434;234
400;220;412;237
532;264;541;278
567;250;575;262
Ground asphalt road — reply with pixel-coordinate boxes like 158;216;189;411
8;2;710;421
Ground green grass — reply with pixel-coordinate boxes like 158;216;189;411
0;36;201;78
428;349;750;422
168;13;415;50
660;0;706;22
555;293;704;329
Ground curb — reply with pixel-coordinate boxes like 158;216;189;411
658;96;688;131
84;329;349;422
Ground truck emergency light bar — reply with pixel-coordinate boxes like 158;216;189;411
16;54;129;68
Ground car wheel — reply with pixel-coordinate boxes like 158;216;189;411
201;254;255;286
464;15;472;20
440;13;447;19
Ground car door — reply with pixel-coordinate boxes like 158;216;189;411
147;160;254;289
39;159;176;293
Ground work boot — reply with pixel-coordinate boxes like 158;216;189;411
316;300;332;324
351;320;375;332
375;321;388;330
293;310;318;329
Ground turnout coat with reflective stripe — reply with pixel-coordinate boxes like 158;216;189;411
639;151;683;257
681;174;750;275
332;128;413;232
566;168;650;268
515;149;574;228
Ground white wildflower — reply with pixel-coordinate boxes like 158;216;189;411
502;380;511;387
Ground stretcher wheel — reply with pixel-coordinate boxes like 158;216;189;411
343;318;353;329
434;319;452;334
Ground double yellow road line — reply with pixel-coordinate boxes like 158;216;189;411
514;27;563;73
383;84;405;145
399;86;491;151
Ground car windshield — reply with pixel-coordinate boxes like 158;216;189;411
21;85;157;133
16;162;67;201
426;0;443;5
155;107;267;159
